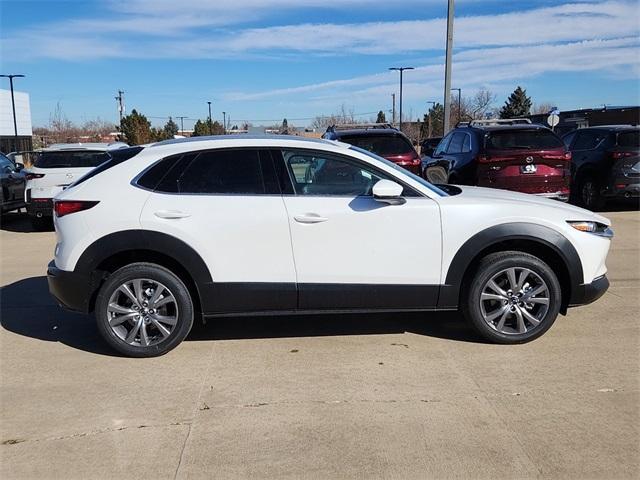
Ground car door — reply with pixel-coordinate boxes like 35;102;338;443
276;148;442;311
0;156;23;207
139;148;297;313
570;130;607;178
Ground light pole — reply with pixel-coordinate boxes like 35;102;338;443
207;101;212;135
222;111;226;133
389;67;414;132
443;0;455;134
452;88;462;124
426;101;436;138
391;93;396;126
0;74;25;152
176;116;187;136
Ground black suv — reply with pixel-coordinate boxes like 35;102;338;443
421;119;570;200
562;126;639;209
322;124;421;174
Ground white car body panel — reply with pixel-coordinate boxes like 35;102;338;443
53;136;611;291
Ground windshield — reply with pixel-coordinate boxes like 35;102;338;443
349;146;448;197
33;150;110;168
617;130;640;148
486;129;564;150
340;134;415;156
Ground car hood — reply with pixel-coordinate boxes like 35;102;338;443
453;185;611;225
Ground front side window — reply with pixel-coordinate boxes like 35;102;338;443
283;150;383;196
446;132;466;154
434;134;452;156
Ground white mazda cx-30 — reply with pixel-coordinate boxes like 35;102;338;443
47;135;612;357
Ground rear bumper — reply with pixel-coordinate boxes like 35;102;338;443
47;261;93;313
568;274;609;307
27;198;53;217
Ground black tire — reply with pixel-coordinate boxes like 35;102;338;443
30;216;52;231
461;251;562;344
575;173;604;210
95;262;194;357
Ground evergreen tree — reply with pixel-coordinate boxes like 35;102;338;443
119;109;152;145
499;86;532;118
421;103;444;138
163;117;179;138
192;119;224;136
281;118;289;134
376;110;386;123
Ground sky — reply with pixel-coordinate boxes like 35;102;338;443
1;0;639;129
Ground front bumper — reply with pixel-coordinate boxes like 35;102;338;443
568;274;609;307
47;261;93;313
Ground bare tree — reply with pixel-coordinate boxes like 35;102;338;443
471;88;497;119
533;102;556;115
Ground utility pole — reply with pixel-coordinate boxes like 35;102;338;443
176;116;187;136
391;93;396;126
222;111;226;134
1;74;25;152
389;67;414;132
207;101;212;135
115;90;125;125
443;0;455;135
426;101;436;138
452;88;462;124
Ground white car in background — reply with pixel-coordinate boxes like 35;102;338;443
24;142;128;228
47;135;612;357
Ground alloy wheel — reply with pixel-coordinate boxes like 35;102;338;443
479;267;550;335
106;278;179;347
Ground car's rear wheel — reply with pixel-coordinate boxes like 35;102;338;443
95;263;194;357
462;251;561;344
575;173;603;210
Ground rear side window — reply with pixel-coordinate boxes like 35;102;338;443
338;134;414;156
150;149;276;195
33;150;111;168
485;129;564;150
617;131;640;148
572;131;607;150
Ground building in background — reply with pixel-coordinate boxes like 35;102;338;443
0;88;33;153
528;106;639;136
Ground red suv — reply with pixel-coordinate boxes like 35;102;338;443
322;124;422;174
421;119;571;201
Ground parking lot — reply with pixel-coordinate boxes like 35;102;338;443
0;207;638;479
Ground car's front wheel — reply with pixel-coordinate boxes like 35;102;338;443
95;263;194;357
462;251;561;344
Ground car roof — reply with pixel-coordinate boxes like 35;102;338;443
150;134;341;148
572;125;639;131
42;142;130;152
461;124;550;133
328;128;406;137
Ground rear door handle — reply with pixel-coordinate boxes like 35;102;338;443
154;210;191;219
294;213;328;224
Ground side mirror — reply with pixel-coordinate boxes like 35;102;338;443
422;147;435;157
372;179;405;205
14;162;24;172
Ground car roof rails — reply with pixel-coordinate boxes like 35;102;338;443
326;123;396;132
460;118;532;128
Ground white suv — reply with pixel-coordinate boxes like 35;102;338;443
47;136;612;357
24;142;128;228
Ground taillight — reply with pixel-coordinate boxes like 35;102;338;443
610;151;634;160
25;173;45;181
53;200;99;218
541;152;572;160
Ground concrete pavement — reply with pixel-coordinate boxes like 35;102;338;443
1;210;638;479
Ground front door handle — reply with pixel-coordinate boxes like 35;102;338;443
154;210;191;219
294;213;328;224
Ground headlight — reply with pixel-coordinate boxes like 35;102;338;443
567;221;613;238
